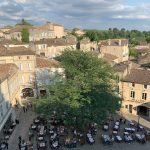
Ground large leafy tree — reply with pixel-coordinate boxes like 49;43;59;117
16;18;33;26
21;28;29;43
34;50;120;129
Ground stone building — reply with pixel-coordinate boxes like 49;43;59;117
99;39;129;64
77;38;97;52
120;68;150;117
0;45;36;104
36;57;64;97
0;64;19;133
3;25;34;41
29;22;64;41
31;37;77;58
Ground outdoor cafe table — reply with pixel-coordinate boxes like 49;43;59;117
8;128;13;133
129;122;135;126
31;125;36;130
114;125;119;130
52;141;59;148
38;137;44;141
20;146;26;150
113;131;118;135
4;135;10;140
49;130;54;134
38;142;46;148
125;128;135;133
115;122;120;126
103;125;109;130
34;119;40;124
0;143;6;149
124;132;129;135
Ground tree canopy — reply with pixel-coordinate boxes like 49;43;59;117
84;28;150;45
21;28;29;43
16;18;33;26
34;50;120;129
129;48;139;58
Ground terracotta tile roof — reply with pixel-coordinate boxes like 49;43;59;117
136;48;149;54
0;63;18;82
36;57;60;68
33;38;76;47
6;25;34;33
0;39;25;45
113;61;129;72
138;54;150;65
0;46;35;56
100;39;128;46
46;22;63;27
123;69;150;84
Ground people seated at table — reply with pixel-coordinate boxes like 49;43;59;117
64;137;77;148
51;140;61;149
86;132;95;144
37;141;47;150
101;134;113;145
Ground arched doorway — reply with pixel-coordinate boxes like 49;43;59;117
137;106;149;116
22;88;34;98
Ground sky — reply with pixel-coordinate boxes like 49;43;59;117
0;0;150;30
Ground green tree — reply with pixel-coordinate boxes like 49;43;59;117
34;50;120;129
21;28;29;43
85;30;100;42
16;18;32;26
129;48;139;58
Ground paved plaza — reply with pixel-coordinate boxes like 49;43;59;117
7;108;150;150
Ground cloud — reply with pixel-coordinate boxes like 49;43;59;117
0;0;150;30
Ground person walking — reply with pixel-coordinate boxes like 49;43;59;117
5;142;8;149
23;106;26;113
18;136;22;144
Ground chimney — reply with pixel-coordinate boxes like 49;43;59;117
108;39;111;46
119;39;122;46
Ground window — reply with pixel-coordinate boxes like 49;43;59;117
125;105;128;109
19;56;21;59
27;56;30;59
19;63;23;70
142;93;147;100
28;63;31;70
144;85;147;89
130;91;135;98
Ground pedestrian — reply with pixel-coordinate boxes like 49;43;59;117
18;136;22;144
18;143;21;149
30;102;33;108
5;142;8;149
25;107;28;112
124;119;126;124
119;117;122;123
23;106;26;113
15;118;19;124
